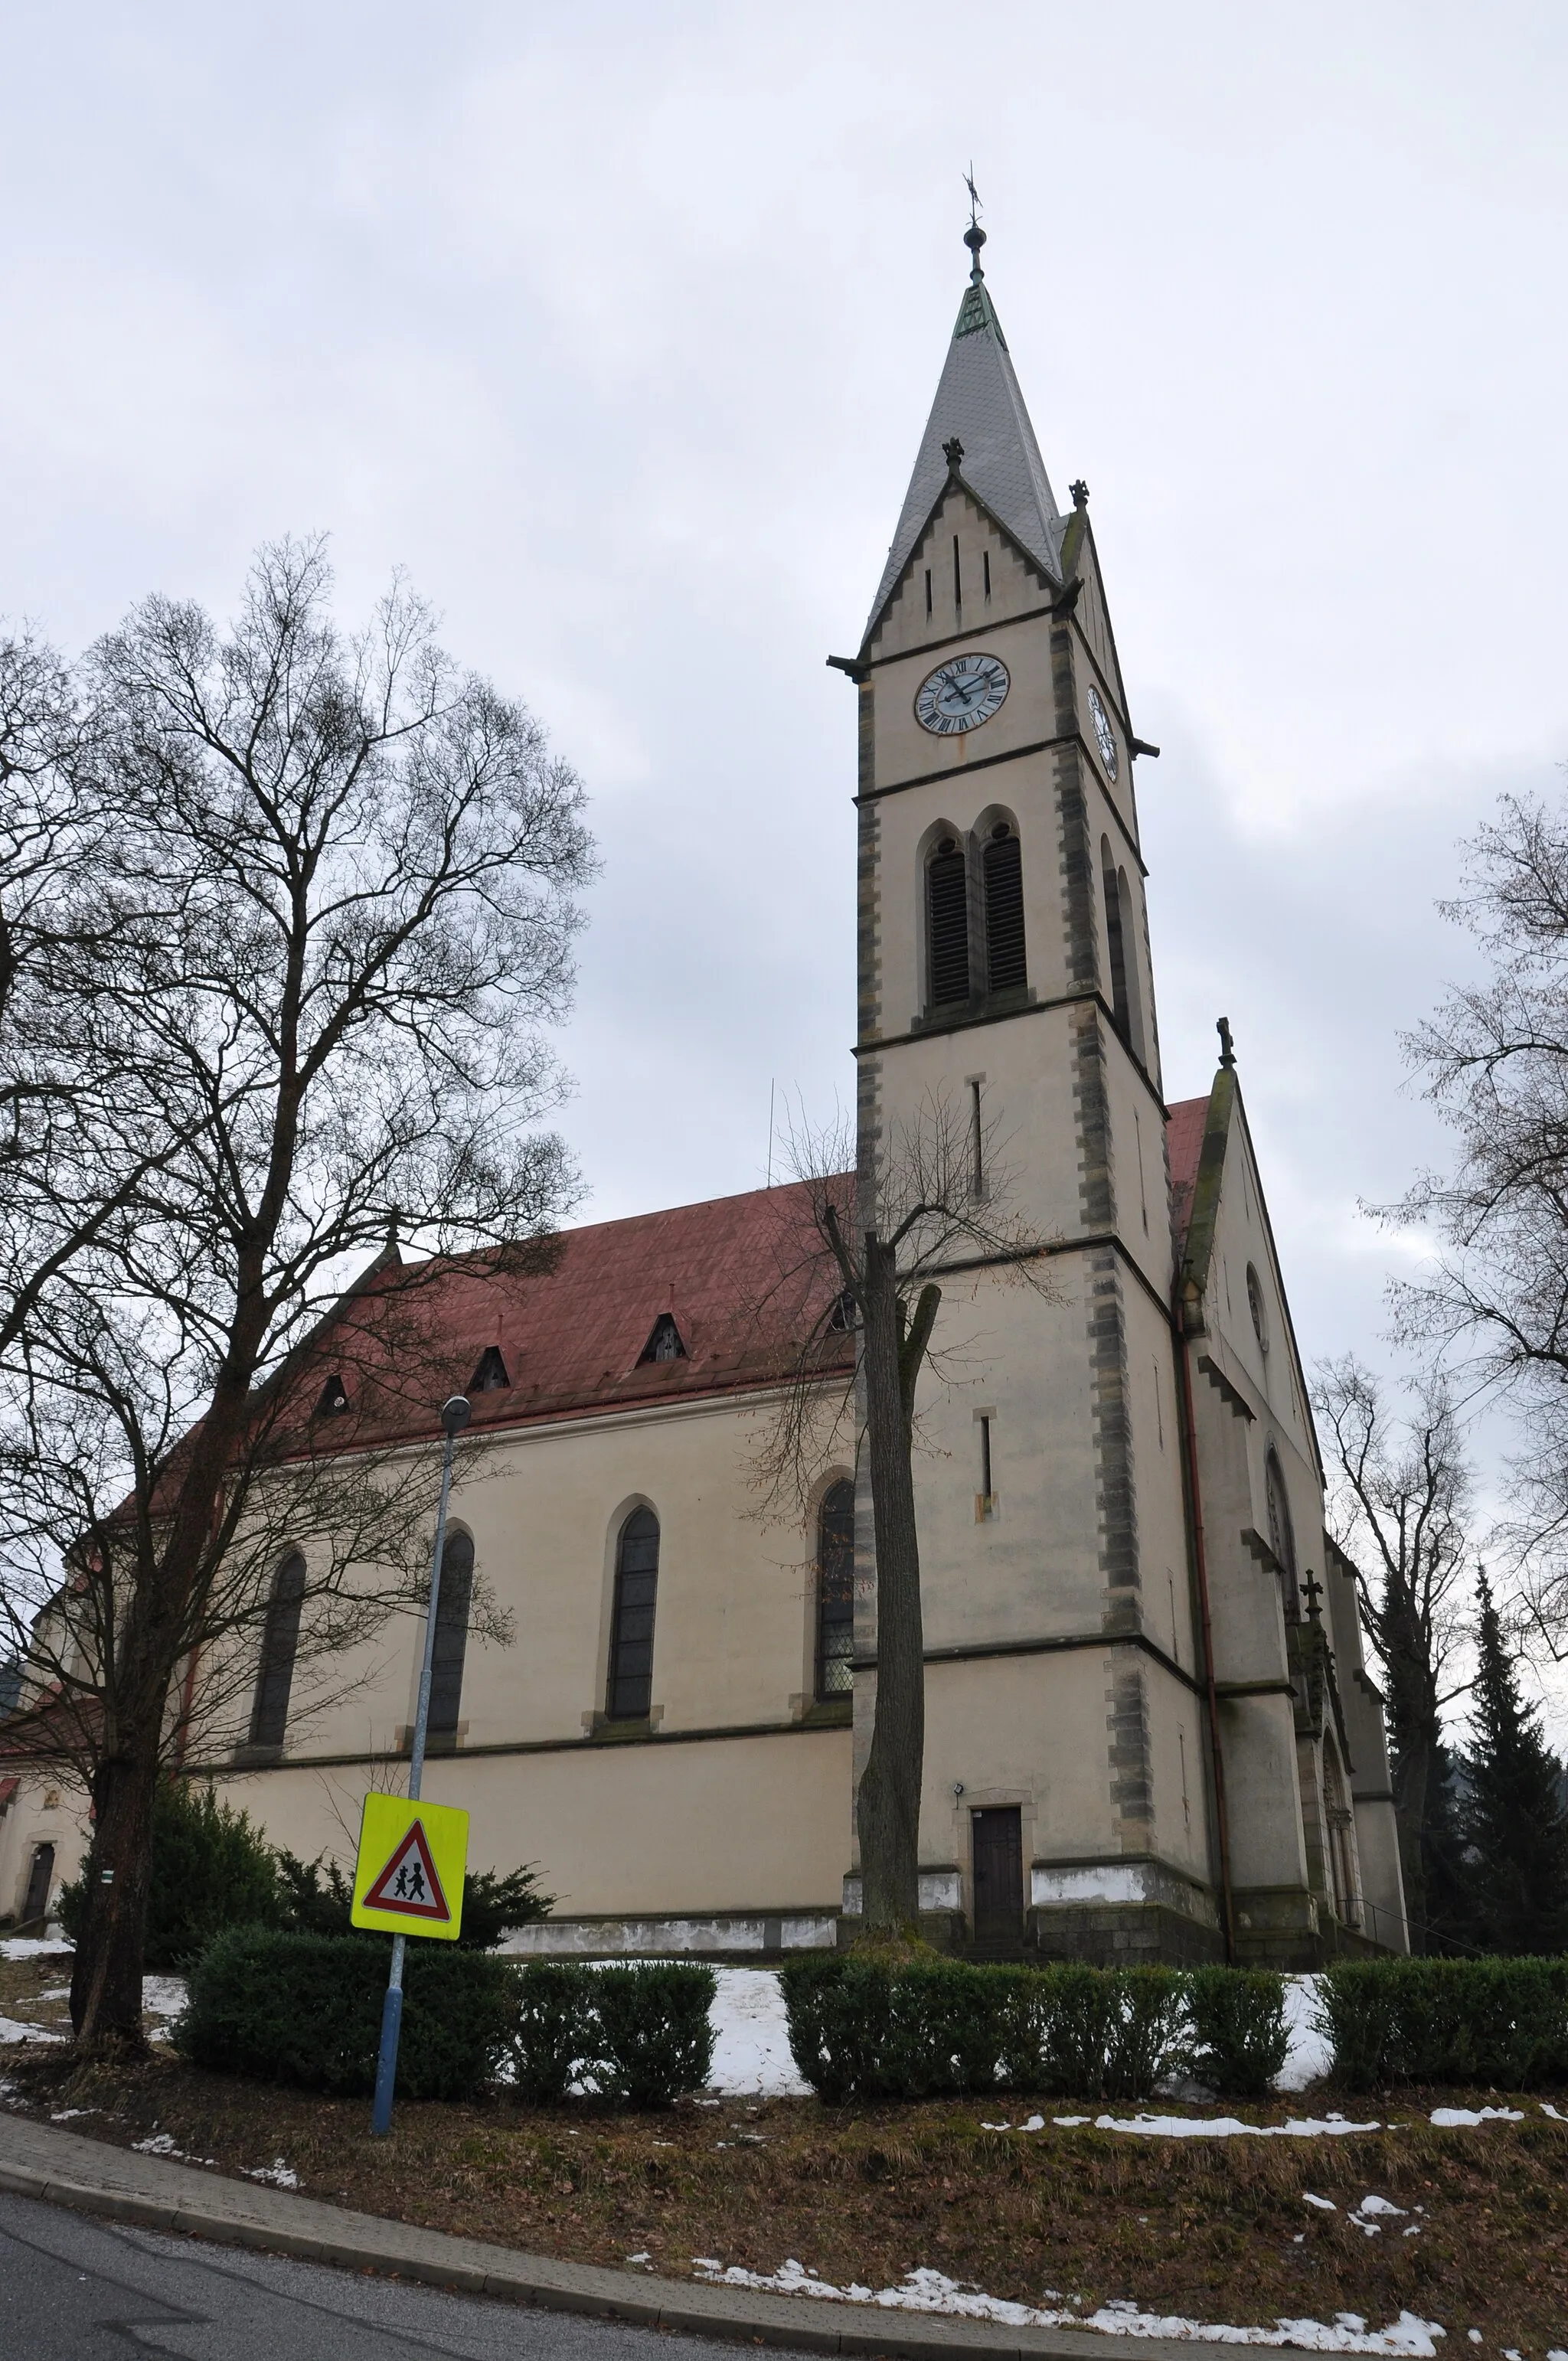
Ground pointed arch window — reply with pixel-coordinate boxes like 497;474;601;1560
249;1550;307;1750
926;836;970;1008
1099;839;1146;1058
983;822;1026;992
428;1530;475;1739
1265;1450;1299;1618
815;1479;855;1700
608;1507;660;1720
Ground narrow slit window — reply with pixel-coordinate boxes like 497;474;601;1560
1101;838;1133;1043
639;1313;687;1365
983;823;1026;991
469;1344;510;1392
250;1550;307;1749
925;567;933;619
952;534;962;609
982;550;991;599
815;1480;854;1700
968;1077;985;1199
428;1530;474;1739
926;836;970;1007
608;1507;660;1719
977;1414;994;1514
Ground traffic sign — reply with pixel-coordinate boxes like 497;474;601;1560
351;1794;469;1941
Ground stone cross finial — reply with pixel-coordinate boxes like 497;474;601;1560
1070;479;1089;510
1217;1016;1236;1069
942;436;965;472
1302;1570;1325;1622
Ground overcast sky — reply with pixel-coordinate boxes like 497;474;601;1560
7;2;1568;1695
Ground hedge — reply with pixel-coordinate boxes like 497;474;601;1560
175;1929;514;2099
510;1961;717;2108
779;1957;1225;2101
1318;1956;1568;2092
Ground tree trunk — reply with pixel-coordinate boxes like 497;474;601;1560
70;1734;165;2049
854;1238;937;1935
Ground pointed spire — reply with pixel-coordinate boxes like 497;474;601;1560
863;205;1065;646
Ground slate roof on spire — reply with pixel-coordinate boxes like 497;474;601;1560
864;255;1065;645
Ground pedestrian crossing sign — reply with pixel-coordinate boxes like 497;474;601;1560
351;1794;469;1940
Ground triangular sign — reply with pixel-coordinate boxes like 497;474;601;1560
361;1817;452;1922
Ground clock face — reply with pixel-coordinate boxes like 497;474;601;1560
914;651;1010;737
1087;684;1118;779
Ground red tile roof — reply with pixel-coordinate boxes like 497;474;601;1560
1166;1095;1210;1249
0;1777;16;1813
293;1177;857;1450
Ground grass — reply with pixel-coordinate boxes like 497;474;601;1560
3;1948;1568;2347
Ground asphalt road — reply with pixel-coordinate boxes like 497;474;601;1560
0;2190;773;2361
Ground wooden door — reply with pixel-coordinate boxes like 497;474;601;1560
21;1842;54;1926
971;1807;1023;1943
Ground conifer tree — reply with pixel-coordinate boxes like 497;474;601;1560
1459;1571;1568;1954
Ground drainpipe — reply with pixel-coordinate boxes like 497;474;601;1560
1173;1288;1236;1964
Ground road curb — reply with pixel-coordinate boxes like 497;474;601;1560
0;2114;1248;2359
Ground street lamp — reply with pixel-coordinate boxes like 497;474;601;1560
371;1393;471;2137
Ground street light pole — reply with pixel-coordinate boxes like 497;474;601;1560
371;1392;471;2138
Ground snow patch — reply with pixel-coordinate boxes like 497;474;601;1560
1088;2113;1381;2141
0;2013;64;2045
141;1976;187;2020
1276;1977;1334;2092
242;2159;299;2190
1429;2107;1523;2128
690;2259;1446;2352
132;2131;216;2165
704;1967;811;2098
0;1938;73;1961
1302;2194;1337;2211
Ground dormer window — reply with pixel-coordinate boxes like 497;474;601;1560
315;1374;348;1417
639;1313;687;1365
828;1289;857;1333
469;1345;511;1393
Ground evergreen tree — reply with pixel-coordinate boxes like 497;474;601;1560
1459;1572;1568;1954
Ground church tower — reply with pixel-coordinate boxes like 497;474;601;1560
835;216;1406;1967
835;216;1218;1960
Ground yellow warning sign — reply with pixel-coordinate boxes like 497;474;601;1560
351;1794;469;1941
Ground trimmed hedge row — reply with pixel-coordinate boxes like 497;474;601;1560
511;1961;717;2106
176;1929;514;2099
779;1957;1281;2101
176;1935;716;2107
1320;1957;1568;2091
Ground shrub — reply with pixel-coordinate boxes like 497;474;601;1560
590;1962;717;2108
275;1851;553;1949
511;1961;593;2102
58;1780;280;1969
782;1957;1187;2103
176;1928;514;2099
1187;1966;1290;2098
1321;1956;1568;2091
782;1956;1021;2103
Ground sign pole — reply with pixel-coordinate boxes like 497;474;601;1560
371;1391;471;2137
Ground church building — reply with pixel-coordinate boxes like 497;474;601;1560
0;225;1406;1967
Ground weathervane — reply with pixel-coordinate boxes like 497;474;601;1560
963;165;987;279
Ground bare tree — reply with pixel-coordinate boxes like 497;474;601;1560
1310;1357;1474;1948
753;1094;1057;1936
0;538;594;2049
1381;785;1568;1661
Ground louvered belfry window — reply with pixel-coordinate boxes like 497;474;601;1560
983;825;1026;991
469;1344;510;1392
250;1550;307;1749
926;838;970;1007
608;1507;660;1719
815;1480;854;1700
